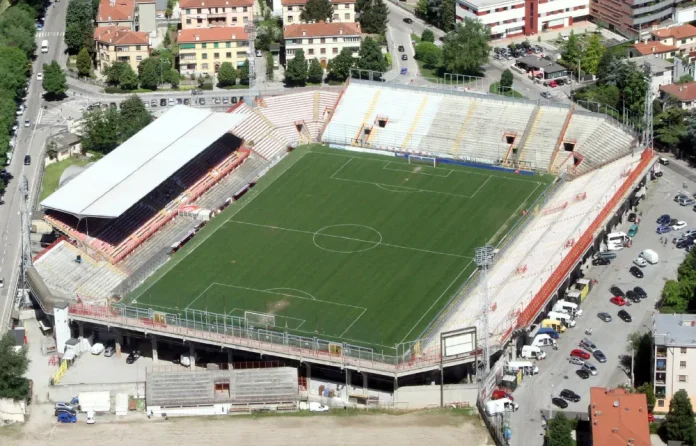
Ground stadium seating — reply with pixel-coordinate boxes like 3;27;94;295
230;106;289;160
517;106;569;170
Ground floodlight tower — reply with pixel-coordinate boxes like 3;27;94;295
19;175;32;291
641;65;654;154
475;245;494;375
244;22;258;99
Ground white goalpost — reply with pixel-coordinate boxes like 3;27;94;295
407;155;437;167
244;311;276;328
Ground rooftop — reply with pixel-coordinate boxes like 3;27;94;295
455;0;522;10
97;0;135;22
631;41;678;56
284;21;361;39
623;54;674;73
178;27;249;43
41;106;245;219
589;387;650;446
94;26;150;46
654;313;696;346
515;55;568;73
281;0;355;5
651;24;696;40
179;0;253;8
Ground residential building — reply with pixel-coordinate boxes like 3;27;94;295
653;314;696;411
94;26;151;74
627;41;678;59
651;24;696;54
660;81;696;109
624;55;673;95
135;0;157;34
591;0;695;39
179;0;254;30
178;27;249;77
676;3;696;24
282;0;356;24
96;0;157;34
284;21;361;68
455;0;589;40
589;387;650;446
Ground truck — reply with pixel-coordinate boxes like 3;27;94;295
535;327;559;339
77;392;110;412
541;319;566;333
41;40;48;53
553;300;582;317
640;249;659;265
548;311;576;327
521;345;546;360
484;398;519;416
531;334;556;348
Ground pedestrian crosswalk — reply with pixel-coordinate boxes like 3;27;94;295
36;31;64;38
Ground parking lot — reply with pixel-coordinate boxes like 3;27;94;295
508;162;693;445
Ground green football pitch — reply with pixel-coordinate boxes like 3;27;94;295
129;145;554;350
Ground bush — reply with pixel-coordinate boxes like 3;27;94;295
415;42;442;67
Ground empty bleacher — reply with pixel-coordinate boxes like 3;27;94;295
517;105;568;169
230;105;289;160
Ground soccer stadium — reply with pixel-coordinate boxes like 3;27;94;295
30;80;655;385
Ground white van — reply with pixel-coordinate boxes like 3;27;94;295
532;334;556;348
507;360;539;375
521;345;546;360
484;398;519;416
41;40;48;53
548;311;576;327
640;249;659;264
553;300;582;317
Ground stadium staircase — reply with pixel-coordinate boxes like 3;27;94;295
548;105;575;172
353;90;382;145
510;105;541;165
400;96;429;149
450;101;477;156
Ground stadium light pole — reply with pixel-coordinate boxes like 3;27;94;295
475;246;494;376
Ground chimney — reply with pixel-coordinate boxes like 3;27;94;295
231;34;235;39
195;34;200;41
339;28;343;34
302;30;306;36
612;428;619;433
110;0;115;5
613;401;620;407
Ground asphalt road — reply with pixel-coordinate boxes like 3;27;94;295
507;165;693;445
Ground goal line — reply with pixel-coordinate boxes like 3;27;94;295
407;154;437;167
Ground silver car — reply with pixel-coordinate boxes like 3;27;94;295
568;356;584;366
582;361;598;376
580;338;598;353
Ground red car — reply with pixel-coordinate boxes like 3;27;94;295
570;349;590;360
549;80;558;88
610;296;626;306
491;389;514;401
648;413;655;422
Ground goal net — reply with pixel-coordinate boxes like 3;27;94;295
407;155;437;167
245;311;276;328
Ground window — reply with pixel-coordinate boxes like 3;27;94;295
345;13;349;19
308;48;314;55
202;63;208;69
214;43;219;48
135;45;141;50
136;55;142;61
320;47;326;54
214;52;220;59
682;348;688;354
186;8;190;13
186;18;191;24
202;53;208;59
197;8;201;13
321;38;325;43
243;6;248;11
288;15;293;22
243;16;248;22
658;400;665;407
679;375;688;382
333;37;337;42
232;17;238;22
287;49;295;55
333;13;338;19
226;52;232;58
332;47;338;54
309;38;314;44
226;42;231;48
202;43;207;48
681;361;687;368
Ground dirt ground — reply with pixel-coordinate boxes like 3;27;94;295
2;407;493;446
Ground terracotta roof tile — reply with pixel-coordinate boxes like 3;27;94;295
94;26;150;45
631;41;678;55
589;387;651;446
651;24;696;40
660;81;696;102
178;26;249;42
97;0;135;22
284;21;361;38
281;0;355;5
179;0;253;8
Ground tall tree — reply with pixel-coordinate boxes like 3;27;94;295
547;412;573;446
665;390;696;444
357;36;388;73
255;18;282;51
138;57;161;90
0;332;30;400
119;65;139;90
307;58;324;83
76;47;92;77
421;29;435;43
442;18;490;75
300;0;334;23
285;49;308;86
596;51;615;83
266;52;274;81
327;47;354;81
654;103;687;152
119;95;153;140
0;4;37;58
359;0;389;34
500;68;513;90
104;61;128;86
42;61;68;98
561;31;582;69
440;0;455;32
0;46;29;100
64;0;94;55
80;108;121;154
166;68;180;87
636;382;656;409
582;33;604;75
239;59;250;85
217;62;237;87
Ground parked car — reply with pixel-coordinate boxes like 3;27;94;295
673;221;688;231
103;346;115;357
491;390;514;400
177;98;183;104
655;171;664;177
681;198;696;206
184;98;191;105
582;361;598;375
659;157;670;165
677;238;695;249
568;356;584;366
633;257;648;267
595;251;617;260
610;286;625;297
90;343;105;355
657;225;671;234
560;389;581;402
570;348;590;359
57;412;77;423
598;312;612;322
628;212;637;222
223;97;229;104
126;350;140;364
657;214;671;225
626;290;640;303
630;266;644;278
593;350;607;363
55;400;77;411
675;194;688;203
576;369;590;379
634;286;647;299
552;397;569;409
151;100;157;107
618;309;632;322
86;410;95;424
592;257;610;266
160;98;167;106
580;338;598;353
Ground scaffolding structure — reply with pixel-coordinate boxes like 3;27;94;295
475;245;494;376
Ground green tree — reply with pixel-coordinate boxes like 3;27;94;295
357;37;388;73
64;0;94;55
166;68;180;87
163;29;171;48
440;0;455;32
547;412;573;446
0;46;29;100
76;47;92;77
42;61;68;98
104;61;128;86
415;42;441;68
64;22;87;55
119;95;153;140
119;65;139;90
359;0;389;34
416;0;427;18
239;59;250;85
308;58;324;83
627;331;654;387
327;47;354;81
0;4;37;58
442;18;490;75
300;0;334;23
217;61;237;87
582;33;604;75
80;108;121;154
636;382;656;409
255;18;282;51
421;29;435;43
665;390;696;444
655;103;687;151
266;52;274;81
285;50;308;86
677;74;694;84
0;332;30;400
500;68;513;90
138;57;161;90
561;31;582;70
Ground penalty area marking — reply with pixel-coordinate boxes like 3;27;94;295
265;287;317;301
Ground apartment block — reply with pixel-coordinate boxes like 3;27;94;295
178;27;250;77
94;26;151;74
180;0;254;29
651;24;696;53
282;0;356;24
284;21;361;68
591;0;692;39
96;0;157;34
653;314;696;413
660;81;696;110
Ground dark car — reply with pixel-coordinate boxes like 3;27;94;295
200;98;206;105
595;251;617;260
630;266;644;278
628;213;637;222
560;389;581;402
398;45;404;52
576;369;590;379
618;309;632;322
677;238;695;249
670;218;679;226
109;102;117;109
24;155;31;165
626;290;640;303
598;312;612;322
592;257;610;266
657;214;670;225
55;407;76;416
593;350;607;363
403;17;413;24
634;286;647;299
126;350;140;364
150;99;157;107
160;98;167;106
610;286;625;298
552;397;569;409
184;98;190;105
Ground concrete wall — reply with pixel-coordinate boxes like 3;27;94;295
47;382;145;403
0;398;26;423
394;384;479;409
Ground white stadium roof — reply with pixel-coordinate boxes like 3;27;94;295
41;106;245;219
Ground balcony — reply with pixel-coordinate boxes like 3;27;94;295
633;6;675;25
655;372;666;384
634;0;674;15
656;358;667;371
207;12;226;18
656;386;666;399
656;348;667;358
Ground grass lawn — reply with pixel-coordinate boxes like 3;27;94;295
489;82;525;98
40;157;93;201
131;145;552;350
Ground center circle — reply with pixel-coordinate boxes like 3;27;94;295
312;224;383;254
